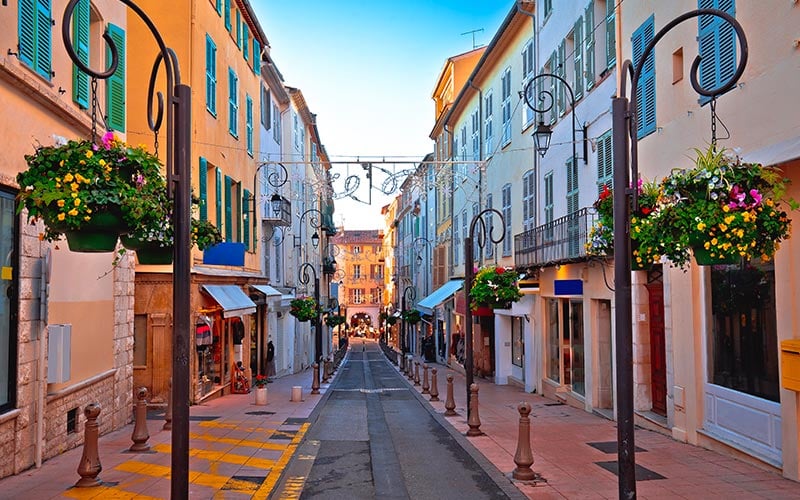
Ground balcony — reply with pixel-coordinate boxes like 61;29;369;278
514;208;594;268
260;195;291;227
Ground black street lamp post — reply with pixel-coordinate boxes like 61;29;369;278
463;209;505;419
401;285;415;359
299;263;322;381
63;1;192;496
612;9;747;499
523;74;588;164
297;208;324;249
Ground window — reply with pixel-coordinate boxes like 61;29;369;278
18;0;52;80
512;317;524;368
547;298;560;383
605;0;616;69
353;289;364;304
698;0;736;105
544;171;554;240
261;86;270;128
584;3;595;91
373;289;383;304
245;94;253;156
522;170;535;231
272;103;281;143
353;265;361;278
0;191;18;412
632;16;656;138
471;109;480;161
483;91;493;158
353;245;361;254
224;175;233;240
460;126;468;180
454;211;463;266
71;0;89;108
501;68;512;145
573;17;584;100
596;130;613;193
214;0;221;15
205;35;217;116
521;40;535;127
215;168;222;232
472;203;479;261
228;68;238;137
105;23;126;132
542;0;552;19
502;184;512;256
555;40;566;117
235;9;241;48
462;210;468;262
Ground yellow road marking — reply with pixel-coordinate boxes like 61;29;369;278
62;484;162;499
252;423;310;498
278;475;306;500
114;461;258;492
151;444;276;469
198;420;278;433
188;431;288;450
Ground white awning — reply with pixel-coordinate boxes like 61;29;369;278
416;279;463;315
742;136;800;167
201;285;257;318
250;285;282;297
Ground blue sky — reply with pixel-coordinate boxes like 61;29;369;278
253;1;512;229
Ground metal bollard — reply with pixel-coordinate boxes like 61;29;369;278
466;383;483;436
413;361;420;386
444;374;457;416
129;387;151;452
399;353;405;371
512;402;539;481
163;378;172;430
75;403;102;487
311;363;320;395
429;368;440;401
407;356;414;379
422;364;430;394
322;360;330;383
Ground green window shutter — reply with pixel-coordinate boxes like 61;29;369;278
205;35;216;115
224;0;231;31
574;16;584;100
18;0;36;69
243;24;249;61
557;41;566;116
224;175;233;241
72;0;89;108
253;39;261;75
632;16;656;138
566;157;579;214
584;3;595;91
235;182;242;243
106;23;126;132
243;189;250;250
596;130;613;193
215;168;222;232
228;68;238;137
605;0;616;69
245;94;253;155
199;157;208;221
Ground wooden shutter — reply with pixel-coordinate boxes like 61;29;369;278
19;0;52;79
698;0;736;104
253;39;261;75
106;23;126;132
556;41;566;116
574;17;584;100
215;168;222;232
632;16;656;138
205;35;216;115
596;131;613;193
246;94;253;155
224;175;233;241
235;9;241;48
18;0;37;70
242;23;249;61
605;0;616;69
224;0;231;31
584;3;595;91
228;69;238;136
243;188;250;250
567;158;579;215
199;157;208;220
72;0;89;108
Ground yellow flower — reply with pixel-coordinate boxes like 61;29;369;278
74;173;85;183
722;204;730;213
64;173;74;182
71;192;78;198
711;238;718;246
697;222;706;231
84;216;91;221
57;199;65;208
68;209;78;216
704;242;711;250
57;213;66;221
724;215;735;225
71;182;80;191
79;160;86;165
59;160;64;167
766;199;774;207
719;223;728;232
98;159;106;166
85;150;93;159
74;198;81;206
736;229;744;238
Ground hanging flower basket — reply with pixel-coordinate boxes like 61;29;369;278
402;309;421;324
289;296;319;322
469;266;522;310
325;315;346;328
64;209;126;252
386;315;399;326
473;306;495;317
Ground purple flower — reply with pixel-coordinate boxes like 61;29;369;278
749;189;762;207
101;131;115;150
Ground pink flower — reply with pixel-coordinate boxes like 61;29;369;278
749;189;762;207
101;131;115;150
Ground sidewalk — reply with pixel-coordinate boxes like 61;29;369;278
0;365;329;499
399;351;800;499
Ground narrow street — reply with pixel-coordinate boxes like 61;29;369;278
274;340;520;500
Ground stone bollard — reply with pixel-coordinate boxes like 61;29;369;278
291;385;303;402
399;353;405;372
311;363;320;395
422;364;430;394
512;402;538;481
321;360;330;383
413;361;420;386
429;368;440;401
163;378;172;430
129;387;151;452
75;403;102;487
406;356;414;379
444;374;457;416
466;383;483;436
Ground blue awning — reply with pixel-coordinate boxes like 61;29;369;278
201;285;257;318
250;285;282;297
416;279;463;315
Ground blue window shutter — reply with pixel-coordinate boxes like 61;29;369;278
245;95;253;155
242;188;250;249
18;0;36;69
698;0;736;105
205;35;216;115
243;24;249;61
72;0;90;108
106;23;126;132
224;0;231;31
235;9;241;48
35;0;52;79
253;39;261;75
215;168;222;232
228;69;238;137
632;16;655;138
224;175;233;241
215;0;221;15
199;157;208;221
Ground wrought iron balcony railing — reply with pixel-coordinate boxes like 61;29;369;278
514;207;594;268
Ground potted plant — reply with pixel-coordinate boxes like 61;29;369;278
402;309;421;324
289;296;319;322
17;131;164;252
253;375;268;405
469;266;522;311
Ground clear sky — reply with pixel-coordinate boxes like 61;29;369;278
253;1;513;229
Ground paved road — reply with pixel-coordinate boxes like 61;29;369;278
273;341;519;500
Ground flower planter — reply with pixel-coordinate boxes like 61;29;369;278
64;211;125;253
254;386;268;406
473;306;494;317
692;247;739;266
121;235;173;264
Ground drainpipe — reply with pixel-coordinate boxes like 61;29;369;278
468;80;483;267
35;250;51;468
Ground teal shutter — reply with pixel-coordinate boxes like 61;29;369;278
106;23;126;132
584;3;595;91
228;69;238;137
235;182;242;243
632;16;655;138
605;0;616;69
245;94;253;155
205;35;216;115
215;0;221;15
698;0;736;104
596;130;613;193
242;24;249;61
556;41;566;116
19;0;52;79
235;9;241;48
224;0;231;31
253;39;261;75
215;168;222;232
199;157;208;221
18;0;36;69
224;175;233;241
35;0;52;79
242;188;250;250
72;0;89;108
574;16;584;100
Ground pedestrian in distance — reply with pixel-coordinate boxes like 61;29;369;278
266;339;276;382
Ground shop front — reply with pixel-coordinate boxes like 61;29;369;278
416;279;463;365
248;285;282;377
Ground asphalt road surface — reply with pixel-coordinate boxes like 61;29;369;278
274;340;521;500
